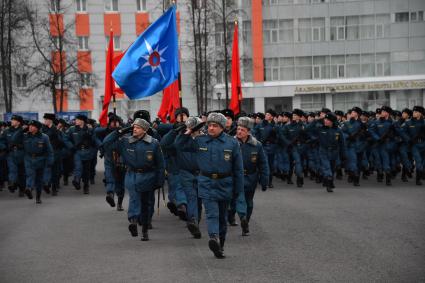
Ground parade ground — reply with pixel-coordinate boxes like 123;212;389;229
1;169;424;283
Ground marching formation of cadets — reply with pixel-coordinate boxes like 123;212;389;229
1;104;425;258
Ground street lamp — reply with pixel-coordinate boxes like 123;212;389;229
217;92;222;110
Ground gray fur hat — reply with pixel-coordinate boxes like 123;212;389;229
207;112;227;129
185;116;202;129
132;118;150;131
237;116;253;130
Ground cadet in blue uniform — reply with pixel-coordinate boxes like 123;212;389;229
103;118;165;241
175;113;245;259
163;107;188;219
95;115;126;211
64;114;96;194
316;113;345;192
132;110;162;226
57;119;73;186
87;119;98;185
42;113;64;196
160;116;204;239
341;107;364;186
369;106;395;186
401;106;425;185
233;117;269;236
281;109;306;187
395;108;413;182
255;109;277;188
19;120;54;203
2;115;26;196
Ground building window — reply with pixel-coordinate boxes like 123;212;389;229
410;11;424;22
136;0;147;11
312;27;320;41
297;18;311;42
105;0;118;12
16;73;27;88
106;36;121;50
51;0;60;12
263;20;279;44
81;73;91;88
330;17;345;41
76;0;87;12
300;94;325;112
242;21;251;44
394;12;409;22
78;36;89;50
264;58;280;81
279;19;294;43
312;65;321;79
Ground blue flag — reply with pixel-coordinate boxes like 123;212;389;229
112;6;179;100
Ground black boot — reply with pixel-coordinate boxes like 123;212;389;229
63;176;69;186
362;170;369;180
43;185;51;194
309;170;316;181
287;173;293;184
336;168;343;180
24;188;33;199
36;191;42;204
401;168;408;182
90;178;95;185
219;237;225;250
325;178;334;193
296;176;303;188
240;217;250;236
416;171;423;186
209;236;225;259
52;184;58;196
106;192;116;207
72;179;81;190
187;220;202;239
385;173;392;186
83;183;89;194
177;204;188;221
315;174;322;184
117;196;124;211
377;173;384;183
166;201;178;216
18;186;25;197
141;225;149;241
128;219;138;237
228;211;238;226
8;183;16;193
280;173;287;181
353;175;360;187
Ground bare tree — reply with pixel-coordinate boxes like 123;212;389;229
22;0;96;113
0;0;28;112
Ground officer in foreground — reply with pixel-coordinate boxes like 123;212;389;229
175;112;245;259
103;118;165;241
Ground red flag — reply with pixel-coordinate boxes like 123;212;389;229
157;79;180;123
229;21;242;116
113;52;125;95
99;30;114;127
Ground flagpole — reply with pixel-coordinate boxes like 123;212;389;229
109;23;116;116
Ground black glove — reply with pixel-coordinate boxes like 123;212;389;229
173;123;187;133
118;126;132;136
191;122;206;132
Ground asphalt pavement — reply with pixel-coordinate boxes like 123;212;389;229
1;170;424;283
